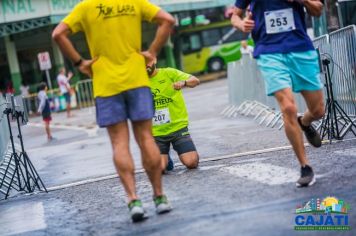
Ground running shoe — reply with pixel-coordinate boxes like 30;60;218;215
296;165;316;187
154;195;172;214
128;199;147;222
166;154;174;171
297;116;322;148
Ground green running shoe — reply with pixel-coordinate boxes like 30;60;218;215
128;199;147;222
153;195;172;214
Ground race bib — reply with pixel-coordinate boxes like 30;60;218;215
153;108;171;126
264;8;296;34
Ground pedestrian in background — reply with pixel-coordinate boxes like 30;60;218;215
52;0;175;222
232;0;325;187
20;82;32;115
240;40;254;56
37;82;54;142
56;67;73;118
5;80;14;94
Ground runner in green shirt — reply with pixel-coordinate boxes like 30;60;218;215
147;63;200;172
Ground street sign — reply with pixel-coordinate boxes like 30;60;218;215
37;52;52;71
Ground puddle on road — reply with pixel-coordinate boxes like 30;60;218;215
1;202;47;235
221;163;299;185
334;147;356;157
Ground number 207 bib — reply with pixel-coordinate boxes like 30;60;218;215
264;8;296;34
153;108;171;126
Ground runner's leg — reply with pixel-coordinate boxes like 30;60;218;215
161;154;169;171
274;88;309;166
132;120;163;197
300;90;325;126
179;151;199;169
107;121;138;202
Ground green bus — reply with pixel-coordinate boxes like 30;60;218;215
174;21;253;74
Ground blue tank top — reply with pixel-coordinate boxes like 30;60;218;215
235;0;315;57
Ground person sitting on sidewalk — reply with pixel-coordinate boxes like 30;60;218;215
147;63;200;172
37;82;54;142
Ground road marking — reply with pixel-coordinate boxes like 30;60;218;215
44;137;356;192
27;136;107;153
2;202;46;235
27;122;99;137
221;163;299;185
198;164;226;171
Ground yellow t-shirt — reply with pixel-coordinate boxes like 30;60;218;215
62;0;160;97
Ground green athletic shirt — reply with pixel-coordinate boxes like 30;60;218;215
150;68;191;137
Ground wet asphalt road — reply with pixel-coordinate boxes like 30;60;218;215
1;79;355;235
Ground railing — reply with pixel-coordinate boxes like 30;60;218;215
22;88;78;115
327;25;356;116
227;55;307;112
0;96;9;164
76;79;95;109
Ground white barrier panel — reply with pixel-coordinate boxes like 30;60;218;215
328;25;356;116
0;96;10;164
227;55;308;112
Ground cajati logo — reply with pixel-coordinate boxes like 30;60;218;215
294;196;351;231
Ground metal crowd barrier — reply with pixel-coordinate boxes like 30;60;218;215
22;88;78;115
327;25;356;116
0;96;10;164
225;54;308;128
226;25;356;130
76;79;94;109
227;55;308;111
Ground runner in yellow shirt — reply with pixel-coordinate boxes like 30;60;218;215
52;0;175;222
147;63;200;172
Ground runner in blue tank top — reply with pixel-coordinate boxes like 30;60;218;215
232;0;325;187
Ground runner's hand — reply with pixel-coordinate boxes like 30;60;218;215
141;51;157;66
239;12;255;33
173;81;185;90
78;57;98;78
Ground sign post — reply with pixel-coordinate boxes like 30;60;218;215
37;52;53;97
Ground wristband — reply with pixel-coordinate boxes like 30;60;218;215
184;80;187;87
74;58;83;67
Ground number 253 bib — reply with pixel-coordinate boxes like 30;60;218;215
264;8;296;34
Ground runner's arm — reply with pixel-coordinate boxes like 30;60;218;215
52;23;81;65
173;76;200;90
142;10;175;65
52;23;97;77
288;0;323;17
231;7;255;33
302;0;324;17
185;76;200;88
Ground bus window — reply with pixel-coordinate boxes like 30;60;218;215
221;26;249;43
182;33;202;54
201;29;222;47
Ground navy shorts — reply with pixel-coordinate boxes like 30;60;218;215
154;127;197;155
95;87;154;127
63;92;71;104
